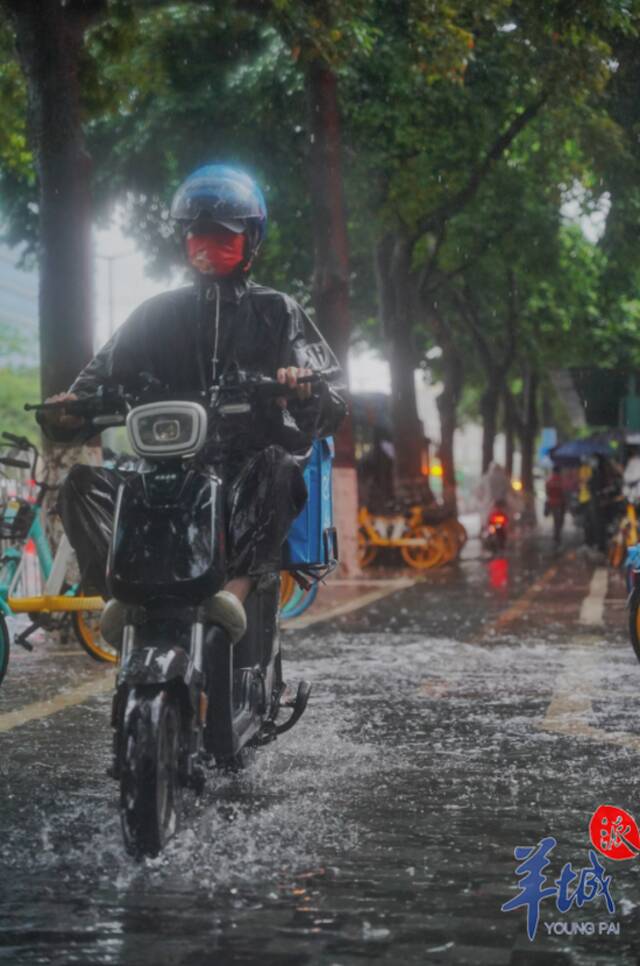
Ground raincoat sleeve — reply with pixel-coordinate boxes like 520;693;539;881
70;304;151;397
37;303;151;445
278;296;347;442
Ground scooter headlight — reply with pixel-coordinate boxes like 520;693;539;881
126;401;208;457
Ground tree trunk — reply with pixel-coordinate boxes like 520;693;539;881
519;367;538;522
480;385;500;473
5;0;104;584
305;56;358;572
503;389;515;478
6;0;102;400
375;234;424;500
436;343;463;514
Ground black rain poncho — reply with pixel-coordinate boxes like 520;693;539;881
44;276;347;595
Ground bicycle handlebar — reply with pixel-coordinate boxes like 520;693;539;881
2;431;32;450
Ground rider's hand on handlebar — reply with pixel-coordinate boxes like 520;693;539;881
41;392;84;429
275;367;313;408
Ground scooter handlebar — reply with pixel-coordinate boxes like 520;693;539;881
24;373;324;416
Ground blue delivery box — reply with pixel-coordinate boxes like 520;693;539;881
283;436;338;572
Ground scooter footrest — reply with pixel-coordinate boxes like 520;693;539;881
273;680;311;736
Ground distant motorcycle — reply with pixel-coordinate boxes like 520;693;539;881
483;503;508;553
28;370;336;858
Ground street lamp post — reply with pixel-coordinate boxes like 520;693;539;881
96;250;135;343
95;250;134;452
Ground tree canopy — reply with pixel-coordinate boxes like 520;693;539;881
1;0;640;490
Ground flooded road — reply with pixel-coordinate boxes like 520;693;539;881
1;528;640;964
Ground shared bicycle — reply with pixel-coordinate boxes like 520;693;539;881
357;503;467;571
0;432;109;687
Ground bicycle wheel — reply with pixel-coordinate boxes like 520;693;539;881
281;582;305;619
284;582;319;619
629;585;640;664
609;536;625;569
454;520;468;548
437;525;459;564
358;528;378;568
440;519;467;559
401;526;445;570
0;614;9;687
73;609;118;664
279;572;297;609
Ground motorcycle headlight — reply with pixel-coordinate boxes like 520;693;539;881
126;402;208;457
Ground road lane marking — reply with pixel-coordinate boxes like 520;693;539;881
537;569;640;749
283;578;414;630
0;671;115;734
474;552;575;641
0;580;413;730
579;567;608;625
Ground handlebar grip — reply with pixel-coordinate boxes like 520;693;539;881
263;373;323;397
0;456;30;469
24;399;91;415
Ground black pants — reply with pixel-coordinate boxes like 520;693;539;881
551;505;565;544
59;445;307;598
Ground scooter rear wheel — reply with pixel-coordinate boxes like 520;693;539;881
0;614;9;687
120;687;183;858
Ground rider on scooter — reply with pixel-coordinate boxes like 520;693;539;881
40;164;346;643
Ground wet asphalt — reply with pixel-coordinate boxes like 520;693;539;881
1;521;640;965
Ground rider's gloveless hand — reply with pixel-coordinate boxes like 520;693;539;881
275;367;313;409
42;392;83;429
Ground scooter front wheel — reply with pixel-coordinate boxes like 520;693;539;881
0;614;9;687
120;686;183;858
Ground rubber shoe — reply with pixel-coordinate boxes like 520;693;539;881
203;591;247;644
100;599;127;647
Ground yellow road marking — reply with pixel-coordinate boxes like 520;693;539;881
0;671;115;734
474;552;575;641
283;578;414;630
1;580;414;730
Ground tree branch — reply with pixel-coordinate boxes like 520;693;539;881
417;90;550;236
445;282;496;374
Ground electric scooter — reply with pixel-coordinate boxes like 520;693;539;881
28;370;336;858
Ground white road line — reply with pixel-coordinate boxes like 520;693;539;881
539;567;640;748
538;637;602;739
579;567;608;626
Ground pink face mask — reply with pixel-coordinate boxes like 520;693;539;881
186;231;245;277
